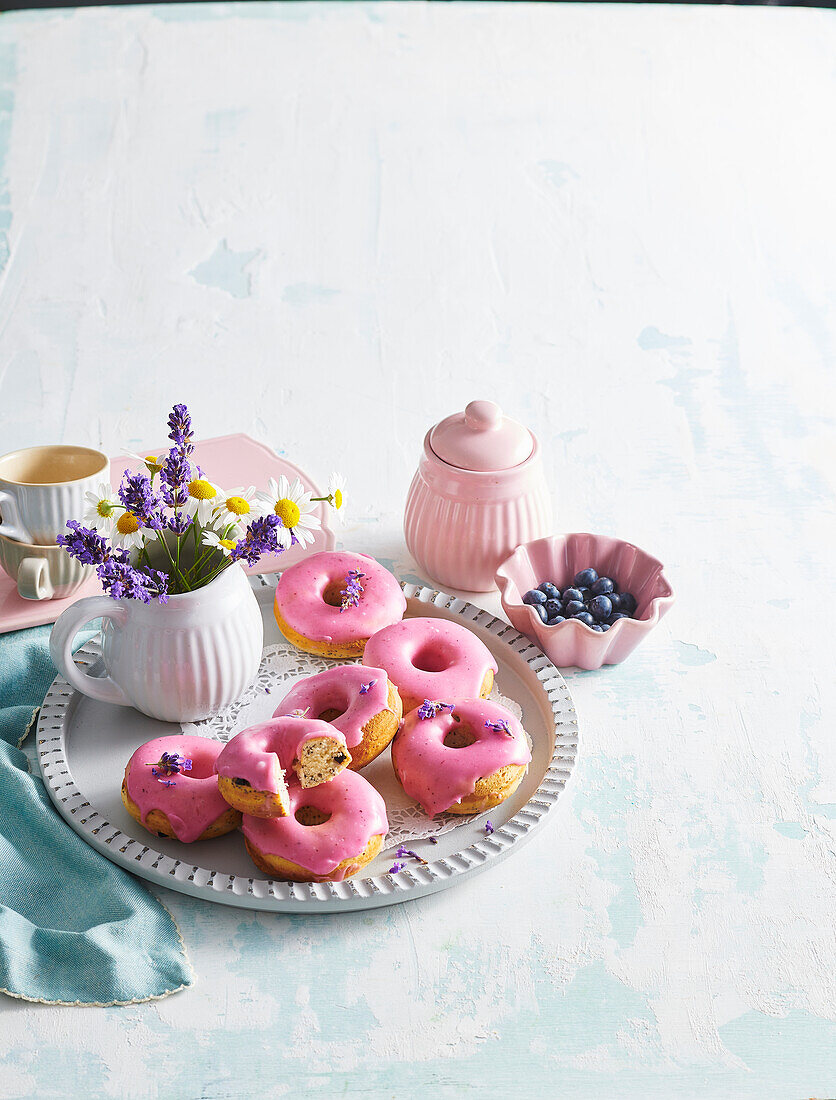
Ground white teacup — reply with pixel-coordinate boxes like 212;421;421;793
0;531;94;600
0;444;109;545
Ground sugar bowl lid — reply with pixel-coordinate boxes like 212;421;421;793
429;400;534;472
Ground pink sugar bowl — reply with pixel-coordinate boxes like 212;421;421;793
404;400;553;592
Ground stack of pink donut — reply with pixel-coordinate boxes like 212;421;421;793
121;551;532;883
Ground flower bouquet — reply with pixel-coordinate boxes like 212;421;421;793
57;404;343;600
50;404;345;722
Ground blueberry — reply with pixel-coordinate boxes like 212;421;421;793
547;615;566;626
609;611;629;622
562;587;583;605
598;622;611;631
538;581;561;601
545;599;563;618
564;600;584;616
523;589;547;606
591;624;604;632
590;576;614;596
608;592;622;612
574;611;595;627
577;587;590;602
532;603;549;622
574;567;598;587
619;592;637;615
589;595;613;621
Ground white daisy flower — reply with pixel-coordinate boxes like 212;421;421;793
111;510;145;550
256;475;321;550
202;530;237;558
82;482;118;531
123;450;168;476
213;485;258;534
327;472;347;524
183;476;222;525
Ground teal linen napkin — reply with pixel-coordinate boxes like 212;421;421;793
0;624;194;1005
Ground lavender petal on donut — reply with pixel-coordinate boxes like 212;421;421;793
340;569;366;611
417;700;455;720
359;680;377;695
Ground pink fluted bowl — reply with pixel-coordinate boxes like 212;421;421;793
495;533;674;670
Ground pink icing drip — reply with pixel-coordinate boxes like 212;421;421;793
214;716;348;794
242;769;388;878
273;664;392;749
363;617;498;710
125;735;230;843
391;698;531;817
274;551;406;644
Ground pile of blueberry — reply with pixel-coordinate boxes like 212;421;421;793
522;567;638;632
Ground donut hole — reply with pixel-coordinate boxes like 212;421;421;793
322;582;345;608
443;726;478;749
318;706;346;723
411;644;454;673
295;805;332;827
185;756;215;780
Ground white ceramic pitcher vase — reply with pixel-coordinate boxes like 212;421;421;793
49;562;263;723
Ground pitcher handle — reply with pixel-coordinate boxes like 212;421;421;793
0;489;32;543
50;596;131;707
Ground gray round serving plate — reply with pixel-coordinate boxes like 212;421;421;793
36;576;579;913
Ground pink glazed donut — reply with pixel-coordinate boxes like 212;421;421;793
121;735;241;843
242;769;389;882
391;698;532;817
274;664;403;770
215;716;353;818
273;551;407;658
362;617;498;715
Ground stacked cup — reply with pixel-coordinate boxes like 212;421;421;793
0;445;108;601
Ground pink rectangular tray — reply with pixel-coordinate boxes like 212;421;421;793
0;433;335;636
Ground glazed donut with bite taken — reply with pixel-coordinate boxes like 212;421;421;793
391;698;531;816
274;664;402;770
121;735;241;842
242;768;388;882
215;716;352;818
362;617;497;715
273;550;406;658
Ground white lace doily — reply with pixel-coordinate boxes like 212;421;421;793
182;642;524;852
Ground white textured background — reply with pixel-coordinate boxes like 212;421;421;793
1;3;836;1098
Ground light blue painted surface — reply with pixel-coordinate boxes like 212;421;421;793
1;2;835;1097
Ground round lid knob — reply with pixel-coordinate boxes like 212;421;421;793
429;400;534;471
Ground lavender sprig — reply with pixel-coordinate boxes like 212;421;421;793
484;820;494;836
417;700;455;720
230;513;283;565
145;752;193;778
159;448;191;510
396;845;428;865
388;861;405;874
484;719;514;737
56;521;110;566
118;472;164;529
340;569;365;611
167;403;194;454
57;522;169;604
359;680;377;695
